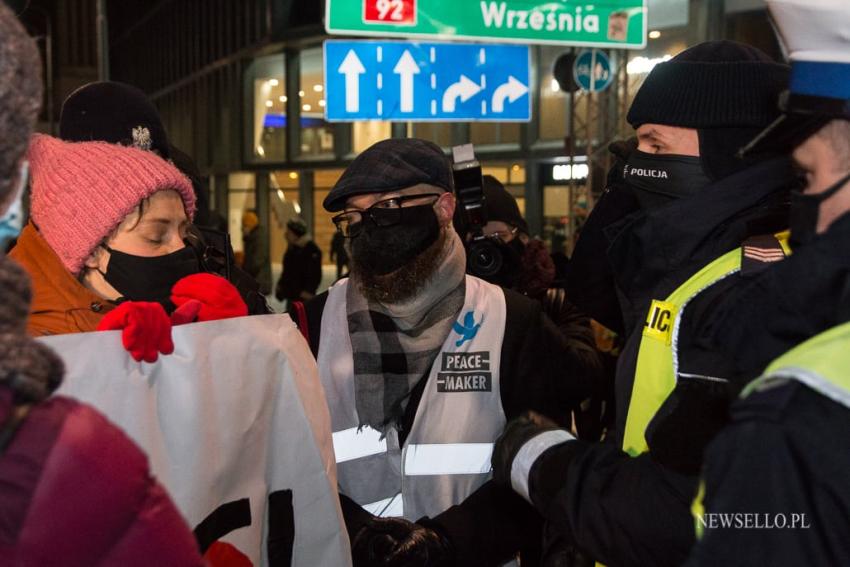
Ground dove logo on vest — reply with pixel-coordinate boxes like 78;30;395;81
438;352;493;392
453;310;483;347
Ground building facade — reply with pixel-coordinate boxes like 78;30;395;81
100;0;779;284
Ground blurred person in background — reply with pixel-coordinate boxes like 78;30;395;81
275;216;322;306
241;209;272;296
330;229;350;280
469;175;605;440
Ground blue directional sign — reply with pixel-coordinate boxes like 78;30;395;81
324;40;531;122
573;49;613;93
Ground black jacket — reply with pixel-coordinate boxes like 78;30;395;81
684;380;850;567
275;240;322;301
647;212;850;475
294;282;593;566
689;212;850;387
678;213;850;566
525;157;797;567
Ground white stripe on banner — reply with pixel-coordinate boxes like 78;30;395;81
333;427;387;463
404;443;494;476
363;493;404;517
510;430;574;503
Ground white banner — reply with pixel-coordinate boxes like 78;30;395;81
42;314;351;567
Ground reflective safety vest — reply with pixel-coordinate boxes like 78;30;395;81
622;249;741;456
745;319;850;411
693;319;850;540
318;276;507;522
622;232;790;457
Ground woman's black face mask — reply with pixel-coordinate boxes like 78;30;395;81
623;150;712;209
100;244;201;309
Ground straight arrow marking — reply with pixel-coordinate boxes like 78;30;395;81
338;50;366;113
393;50;420;113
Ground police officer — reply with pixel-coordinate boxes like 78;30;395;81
684;1;850;564
490;41;798;566
296;138;591;566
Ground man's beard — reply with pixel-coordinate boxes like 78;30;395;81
351;228;448;304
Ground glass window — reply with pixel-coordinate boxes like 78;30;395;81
227;172;257;255
411;122;453;147
300;48;334;157
353;121;392;154
269;170;302;273
543;183;589;256
539;46;569;141
252;55;286;161
480;161;527;230
470;122;521;146
314;169;345;267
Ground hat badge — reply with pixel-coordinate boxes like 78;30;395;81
131;126;153;151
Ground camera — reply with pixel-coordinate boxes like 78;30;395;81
451;144;505;279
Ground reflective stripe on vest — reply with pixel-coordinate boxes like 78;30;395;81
622;248;742;457
742;320;850;409
318;276;508;522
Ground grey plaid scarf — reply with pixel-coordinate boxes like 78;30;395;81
347;231;466;432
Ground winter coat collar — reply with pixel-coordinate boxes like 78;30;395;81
8;223;115;336
605;157;796;329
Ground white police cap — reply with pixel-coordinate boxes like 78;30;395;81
742;0;850;156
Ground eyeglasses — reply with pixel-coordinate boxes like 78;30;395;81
332;193;442;237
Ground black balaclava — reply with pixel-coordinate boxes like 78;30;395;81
627;41;791;183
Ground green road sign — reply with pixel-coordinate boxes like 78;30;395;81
325;1;646;49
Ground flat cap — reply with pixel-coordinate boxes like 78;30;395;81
324;138;453;212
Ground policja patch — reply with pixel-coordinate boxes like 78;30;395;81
437;351;493;392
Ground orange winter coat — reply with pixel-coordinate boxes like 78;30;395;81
9;223;116;336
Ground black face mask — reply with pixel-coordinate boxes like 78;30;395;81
789;171;850;248
101;244;201;308
623;150;712;209
350;204;440;276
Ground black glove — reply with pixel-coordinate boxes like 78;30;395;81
382;518;454;567
492;411;562;486
351;516;416;567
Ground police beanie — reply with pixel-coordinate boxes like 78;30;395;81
324;138;453;212
59;81;171;158
627;41;790;129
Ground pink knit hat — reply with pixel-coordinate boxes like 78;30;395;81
28;134;196;274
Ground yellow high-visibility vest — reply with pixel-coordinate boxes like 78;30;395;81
622;248;741;456
601;234;788;566
693;317;850;540
622;233;791;457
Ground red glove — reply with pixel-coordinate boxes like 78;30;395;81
96;301;174;363
203;541;252;567
171;273;248;323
